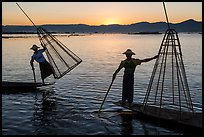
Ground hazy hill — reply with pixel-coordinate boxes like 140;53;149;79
2;19;202;34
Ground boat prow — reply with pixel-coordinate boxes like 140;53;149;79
2;81;54;93
113;101;202;134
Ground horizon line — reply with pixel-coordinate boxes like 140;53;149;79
2;19;202;26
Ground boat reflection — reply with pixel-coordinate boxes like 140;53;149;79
119;112;181;135
32;89;57;135
120;113;134;135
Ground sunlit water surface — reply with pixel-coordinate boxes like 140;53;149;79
2;33;202;135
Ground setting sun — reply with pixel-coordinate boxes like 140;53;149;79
103;18;120;25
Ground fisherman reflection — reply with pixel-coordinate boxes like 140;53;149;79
30;44;54;84
32;90;57;134
120;113;134;135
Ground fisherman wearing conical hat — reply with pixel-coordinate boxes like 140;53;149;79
112;49;158;106
30;44;53;84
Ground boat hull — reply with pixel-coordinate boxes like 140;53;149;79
2;81;53;93
113;101;202;134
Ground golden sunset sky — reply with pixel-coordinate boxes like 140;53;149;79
2;2;202;26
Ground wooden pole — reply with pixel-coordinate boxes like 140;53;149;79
98;80;114;113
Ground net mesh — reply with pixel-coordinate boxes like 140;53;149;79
143;29;194;113
37;27;82;79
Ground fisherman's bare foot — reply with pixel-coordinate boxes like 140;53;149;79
126;102;133;108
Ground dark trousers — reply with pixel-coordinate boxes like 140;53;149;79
122;73;134;104
39;61;53;83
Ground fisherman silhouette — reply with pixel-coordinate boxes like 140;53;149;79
112;49;158;106
30;44;54;84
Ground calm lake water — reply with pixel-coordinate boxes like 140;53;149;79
2;33;202;135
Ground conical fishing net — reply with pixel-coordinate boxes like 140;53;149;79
37;27;82;79
143;29;194;113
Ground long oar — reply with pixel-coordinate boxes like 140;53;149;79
98;79;114;113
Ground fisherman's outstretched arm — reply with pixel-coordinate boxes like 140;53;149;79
43;46;47;51
40;43;47;51
141;55;159;63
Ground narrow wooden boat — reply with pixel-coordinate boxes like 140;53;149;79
2;81;53;93
113;101;202;134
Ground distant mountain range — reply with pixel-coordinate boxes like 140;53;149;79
2;19;202;34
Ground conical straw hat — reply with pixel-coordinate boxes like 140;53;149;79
122;49;135;55
30;44;40;50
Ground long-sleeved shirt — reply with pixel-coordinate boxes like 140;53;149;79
31;49;46;63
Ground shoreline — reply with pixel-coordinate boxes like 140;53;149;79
2;32;201;39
